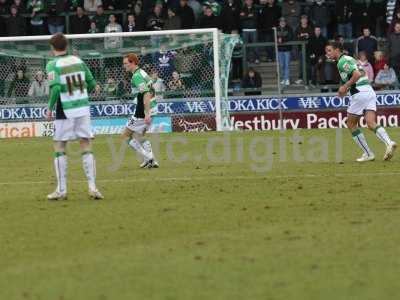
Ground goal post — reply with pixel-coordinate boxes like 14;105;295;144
0;29;239;132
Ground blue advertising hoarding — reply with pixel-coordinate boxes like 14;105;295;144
92;116;172;135
1;92;400;121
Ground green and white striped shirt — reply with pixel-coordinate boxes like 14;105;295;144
46;55;96;119
337;55;370;95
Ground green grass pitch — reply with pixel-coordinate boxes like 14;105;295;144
0;129;399;300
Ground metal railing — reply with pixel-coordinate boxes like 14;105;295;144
242;40;308;86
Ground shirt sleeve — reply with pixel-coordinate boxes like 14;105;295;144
46;61;61;110
83;63;96;92
46;61;60;88
48;85;61;110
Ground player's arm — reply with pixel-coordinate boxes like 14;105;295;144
48;85;61;111
342;69;362;91
143;91;153;124
83;63;98;93
338;61;360;97
46;63;61;119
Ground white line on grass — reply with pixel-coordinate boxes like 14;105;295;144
1;172;400;186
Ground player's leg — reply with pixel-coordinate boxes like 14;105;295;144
347;92;375;162
76;115;103;199
124;127;151;160
79;138;103;199
124;117;157;168
141;137;158;168
48;141;68;200
48;119;72;200
134;131;159;168
365;110;397;160
347;113;375;162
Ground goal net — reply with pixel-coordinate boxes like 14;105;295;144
0;29;239;132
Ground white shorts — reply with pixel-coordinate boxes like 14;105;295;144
54;115;94;141
348;85;377;116
126;116;150;135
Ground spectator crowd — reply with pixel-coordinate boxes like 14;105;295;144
1;0;400;94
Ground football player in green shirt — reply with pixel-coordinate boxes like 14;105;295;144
122;53;159;168
326;42;396;162
46;33;103;200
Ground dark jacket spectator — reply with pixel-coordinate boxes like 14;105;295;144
70;6;91;34
355;27;378;62
176;0;195;29
242;68;262;95
257;0;281;35
197;5;221;29
164;7;181;30
277;18;294;52
281;0;301;31
295;15;314;42
220;0;240;33
141;0;155;16
239;0;259;63
307;27;327;65
239;0;257;30
124;14;138;32
92;5;108;32
317;54;340;85
352;0;371;29
13;0;26;14
47;1;65;34
352;0;385;36
135;8;147;31
369;0;387;36
0;1;6;36
0;0;8;33
8;69;30;98
335;0;353;38
146;3;165;31
0;0;9;16
388;22;400;76
309;0;329;35
6;5;26;36
335;0;352;25
294;15;314;83
307;27;327;84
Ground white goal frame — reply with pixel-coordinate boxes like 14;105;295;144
0;28;226;131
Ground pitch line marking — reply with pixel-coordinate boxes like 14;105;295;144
0;172;400;186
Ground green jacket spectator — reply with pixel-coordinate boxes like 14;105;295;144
92;5;108;32
27;0;45;35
